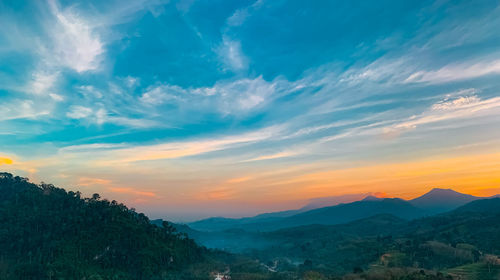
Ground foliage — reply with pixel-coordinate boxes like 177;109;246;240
0;173;207;279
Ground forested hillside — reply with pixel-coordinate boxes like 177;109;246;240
0;173;214;279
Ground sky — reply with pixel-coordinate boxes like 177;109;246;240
1;0;500;221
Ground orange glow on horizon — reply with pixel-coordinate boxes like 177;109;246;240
202;151;500;206
278;152;500;200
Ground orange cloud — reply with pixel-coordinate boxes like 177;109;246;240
78;177;111;186
108;187;156;197
195;187;236;200
0;157;13;165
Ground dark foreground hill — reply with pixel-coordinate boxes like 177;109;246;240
0;173;212;279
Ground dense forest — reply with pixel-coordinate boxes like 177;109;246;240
0;172;215;279
1;172;499;280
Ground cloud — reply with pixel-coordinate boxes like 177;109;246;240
29;71;58;95
140;85;184;105
243;151;297;162
405;59;500;84
66;106;93;119
387;94;500;132
49;93;64;102
59;143;126;153
142;76;283;116
431;95;481;111
64;105;160;128
78;177;111;186
77;85;103;99
46;0;104;72
0;99;51;121
195;187;235;200
109;187;156;197
226;0;263;27
54;125;283;166
217;36;248;71
104;126;281;163
194;76;280;114
227;8;250;27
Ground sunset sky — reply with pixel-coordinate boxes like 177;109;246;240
1;0;500;221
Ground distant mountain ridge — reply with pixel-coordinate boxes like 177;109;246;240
188;188;495;232
190;198;423;232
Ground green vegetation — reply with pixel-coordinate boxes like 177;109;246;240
0;172;212;279
2;172;500;280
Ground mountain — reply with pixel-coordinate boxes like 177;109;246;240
409;188;482;214
188;193;374;232
362;195;383;201
268;198;423;230
190;198;425;232
299;193;374;210
189;188;498;232
447;196;500;214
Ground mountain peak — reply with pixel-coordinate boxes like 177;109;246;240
428;187;457;193
362;195;382;201
417;188;478;200
410;187;480;214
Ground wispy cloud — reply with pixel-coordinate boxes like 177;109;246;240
46;0;104;72
28;71;58;95
243;151;297;162
78;177;112;186
217;36;248;71
109;187;156;197
405;59;500;84
226;0;263;27
66;105;93;119
54;125;283;166
103;126;282;163
0;99;52;121
140;85;183;105
387;94;500;132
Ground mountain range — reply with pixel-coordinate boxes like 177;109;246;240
187;188;492;232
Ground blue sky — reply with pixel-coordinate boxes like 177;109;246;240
1;0;500;221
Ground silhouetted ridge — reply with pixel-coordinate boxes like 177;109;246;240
409;187;481;214
452;197;500;213
362;195;382;201
0;173;209;279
